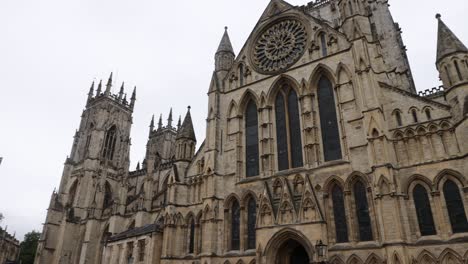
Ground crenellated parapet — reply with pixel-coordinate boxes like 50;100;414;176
86;73;136;111
418;85;445;98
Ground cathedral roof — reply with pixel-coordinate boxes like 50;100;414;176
436;14;468;62
176;107;196;141
216;27;234;55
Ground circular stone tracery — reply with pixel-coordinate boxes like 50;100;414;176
252;19;307;74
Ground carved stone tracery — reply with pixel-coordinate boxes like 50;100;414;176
252;19;307;74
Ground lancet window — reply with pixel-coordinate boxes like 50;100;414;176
354;180;373;241
332;184;349;242
318;76;342;161
443;180;468;233
245;100;259;177
102;125;117;160
413;184;437;236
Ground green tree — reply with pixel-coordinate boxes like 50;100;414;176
19;231;41;264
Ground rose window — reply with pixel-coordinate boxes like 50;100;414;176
252;19;307;74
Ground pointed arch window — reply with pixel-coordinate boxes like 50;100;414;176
412;110;418;123
275;85;303;171
454;61;463;81
245;100;259;177
395;111;403;126
68;181;78;206
188;218;195;253
247;197;257;249
425;109;432;120
102;125;117;160
239;64;245;86
443;180;468;233
231;200;241;250
318;76;342;161
103;182;113;209
354;180;373;241
445;66;453;86
413;185;437;236
320;33;328;57
332;185;349;243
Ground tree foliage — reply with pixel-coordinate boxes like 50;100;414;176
19;231;41;264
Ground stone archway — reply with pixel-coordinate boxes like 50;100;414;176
264;228;314;264
277;239;310;264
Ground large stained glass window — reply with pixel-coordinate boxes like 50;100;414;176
275;85;303;171
318;76;342;161
413;185;437;236
443;180;468;233
245;100;259;177
354;180;373;241
332;185;349;242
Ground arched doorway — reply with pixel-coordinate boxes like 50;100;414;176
264;228;314;264
277;239;310;264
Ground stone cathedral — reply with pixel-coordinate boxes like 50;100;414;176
35;0;468;263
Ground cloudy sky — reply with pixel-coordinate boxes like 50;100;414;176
1;0;467;241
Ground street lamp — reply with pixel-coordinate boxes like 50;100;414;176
315;240;328;261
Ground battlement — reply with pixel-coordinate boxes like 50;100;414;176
86;73;136;111
418;85;445;98
302;0;332;10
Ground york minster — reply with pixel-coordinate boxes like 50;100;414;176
34;0;468;263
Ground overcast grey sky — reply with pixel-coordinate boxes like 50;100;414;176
1;0;467;241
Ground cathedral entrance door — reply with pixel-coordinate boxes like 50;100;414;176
276;239;310;264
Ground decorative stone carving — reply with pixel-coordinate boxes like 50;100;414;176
252;19;308;74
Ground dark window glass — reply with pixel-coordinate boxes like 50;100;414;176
445;66;453;86
247;198;257;249
354;181;373;241
425;109;432;120
412;110;418;123
318;76;342;161
455;61;463;81
332;185;349;243
245;100;259;177
320;34;328;57
413;185;437;236
239;64;244;86
395;112;403;126
349;1;354;14
288;89;303;168
275;93;289;171
103;183;112;208
443;180;468;233
189;218;195;253
231;200;241;250
102;126;117;160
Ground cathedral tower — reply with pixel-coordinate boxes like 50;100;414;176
35;74;135;264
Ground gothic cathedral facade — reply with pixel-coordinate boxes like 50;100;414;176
35;0;468;264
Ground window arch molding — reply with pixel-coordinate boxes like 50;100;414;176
402;174;434;196
265;75;302;105
434;169;467;191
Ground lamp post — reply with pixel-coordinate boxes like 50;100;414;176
315;240;328;263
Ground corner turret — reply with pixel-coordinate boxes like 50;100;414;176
435;14;468;120
215;27;235;73
175;106;196;161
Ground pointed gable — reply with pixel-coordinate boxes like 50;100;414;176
259;0;294;22
436;14;468;62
